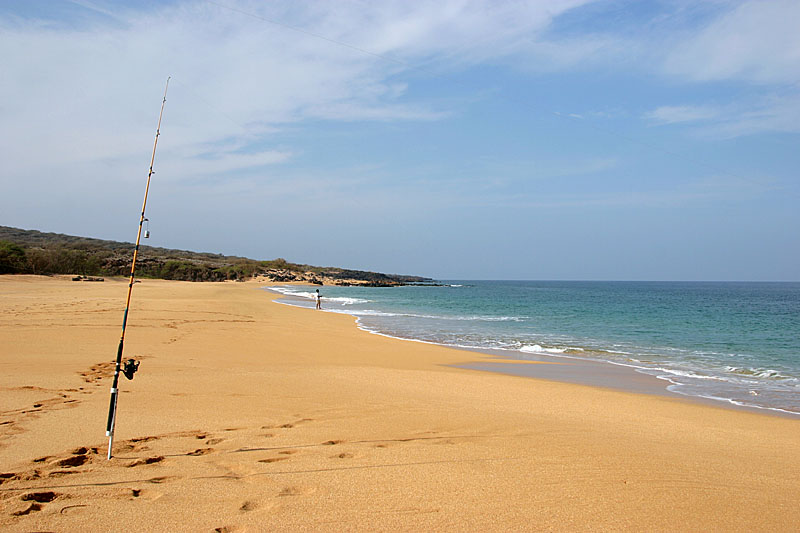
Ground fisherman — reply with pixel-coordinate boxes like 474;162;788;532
315;289;321;310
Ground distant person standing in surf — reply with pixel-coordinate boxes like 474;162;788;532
315;289;321;310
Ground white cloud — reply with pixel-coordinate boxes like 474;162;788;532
700;92;800;137
645;92;800;137
7;0;796;194
662;0;800;84
158;148;293;180
644;105;722;124
635;1;800;138
5;0;797;188
0;0;596;185
2;0;797;260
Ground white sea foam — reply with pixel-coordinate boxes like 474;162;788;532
471;315;526;322
725;366;799;382
330;297;371;305
326;308;399;318
520;344;568;354
266;286;370;305
655;368;729;382
520;344;544;353
267;286;315;299
665;386;800;417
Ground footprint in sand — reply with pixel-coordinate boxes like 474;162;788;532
22;491;58;503
186;448;213;456
0;388;83;447
146;476;173;484
49;470;81;478
2;446;145;517
71;446;95;455
278;485;315;497
118;435;158;453
273;417;314;429
239;500;258;512
16;469;42;481
79;358;150;385
6;446;95;485
119;442;149;453
130;436;158;443
43;447;94;475
118;487;162;501
237;498;274;514
56;455;89;468
126;456;165;467
10;491;59;516
332;452;354;459
79;361;115;385
12;502;42;516
258;456;289;464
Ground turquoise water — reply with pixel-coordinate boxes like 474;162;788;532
268;281;800;415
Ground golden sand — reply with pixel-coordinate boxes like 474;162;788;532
1;275;798;531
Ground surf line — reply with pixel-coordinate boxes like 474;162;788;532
105;77;170;460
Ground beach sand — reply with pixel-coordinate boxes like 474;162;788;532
1;275;798;531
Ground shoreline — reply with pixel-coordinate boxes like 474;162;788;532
269;288;800;419
2;275;798;531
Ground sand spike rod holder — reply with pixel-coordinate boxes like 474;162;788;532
106;77;170;460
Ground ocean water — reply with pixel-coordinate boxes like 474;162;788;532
267;281;800;416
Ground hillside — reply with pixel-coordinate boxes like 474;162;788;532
0;226;431;286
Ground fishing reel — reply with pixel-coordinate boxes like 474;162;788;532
122;359;140;380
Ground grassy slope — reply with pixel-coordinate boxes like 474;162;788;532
0;226;430;284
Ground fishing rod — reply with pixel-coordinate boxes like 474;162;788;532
106;77;170;460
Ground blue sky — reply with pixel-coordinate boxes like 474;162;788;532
1;0;798;280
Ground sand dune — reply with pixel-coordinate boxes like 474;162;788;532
1;275;798;531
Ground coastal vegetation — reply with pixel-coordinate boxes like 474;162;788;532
0;226;429;286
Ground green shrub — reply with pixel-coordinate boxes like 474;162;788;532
0;240;27;273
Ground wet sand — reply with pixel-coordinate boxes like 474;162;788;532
1;275;798;531
456;351;675;397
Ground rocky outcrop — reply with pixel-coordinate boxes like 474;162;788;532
254;269;414;287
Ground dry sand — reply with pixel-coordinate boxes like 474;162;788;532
1;275;798;531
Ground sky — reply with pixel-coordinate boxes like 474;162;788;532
1;0;798;281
